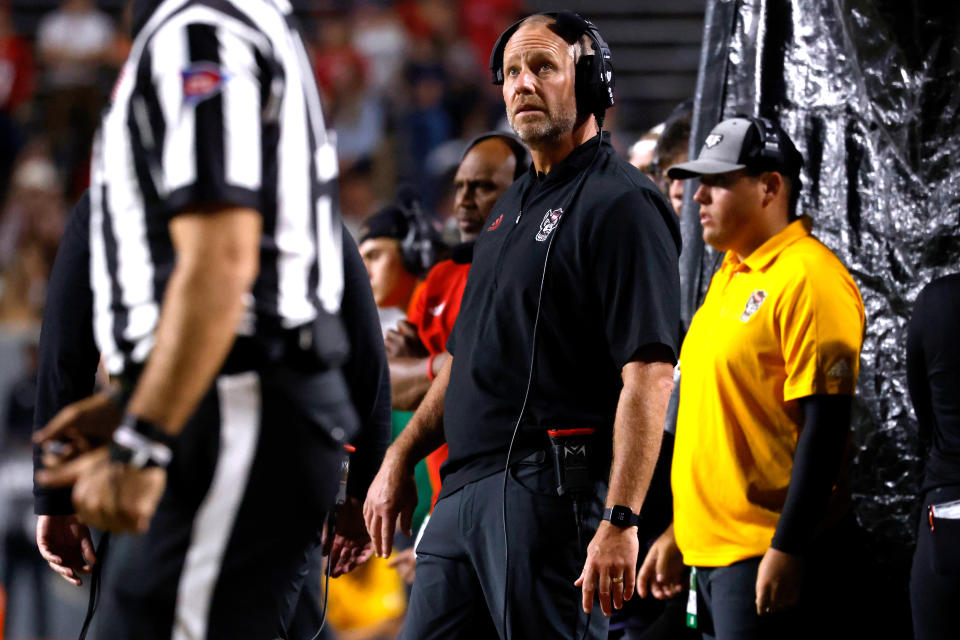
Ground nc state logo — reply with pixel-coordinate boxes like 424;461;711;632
536;207;564;242
740;289;767;322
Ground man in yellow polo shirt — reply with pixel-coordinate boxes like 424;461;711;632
636;117;865;640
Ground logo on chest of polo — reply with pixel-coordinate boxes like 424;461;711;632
536;208;564;242
740;289;767;322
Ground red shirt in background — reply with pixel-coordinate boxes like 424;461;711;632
405;258;470;506
0;33;34;112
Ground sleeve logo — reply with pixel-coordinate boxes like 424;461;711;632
535;207;564;242
740;289;767;321
181;62;231;105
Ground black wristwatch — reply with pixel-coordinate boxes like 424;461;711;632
603;505;641;528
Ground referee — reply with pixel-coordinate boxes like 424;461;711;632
33;1;377;638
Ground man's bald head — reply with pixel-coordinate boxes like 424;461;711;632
454;137;519;242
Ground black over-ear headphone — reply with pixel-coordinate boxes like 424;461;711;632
748;115;785;165
489;11;615;127
396;184;443;277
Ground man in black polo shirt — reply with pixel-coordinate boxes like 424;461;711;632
364;12;681;639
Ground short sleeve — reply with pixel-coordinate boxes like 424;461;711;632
778;264;865;400
132;21;271;217
588;189;681;367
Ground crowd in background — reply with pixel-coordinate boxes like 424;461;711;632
0;2;690;638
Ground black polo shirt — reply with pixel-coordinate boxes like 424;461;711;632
441;133;682;498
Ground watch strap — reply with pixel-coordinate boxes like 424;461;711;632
603;505;641;527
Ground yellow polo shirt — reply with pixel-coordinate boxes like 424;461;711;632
672;216;864;567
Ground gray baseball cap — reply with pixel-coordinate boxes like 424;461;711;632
667;117;803;179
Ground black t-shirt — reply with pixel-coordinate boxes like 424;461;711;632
441;133;682;498
907;273;960;492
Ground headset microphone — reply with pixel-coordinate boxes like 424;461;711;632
396;184;441;277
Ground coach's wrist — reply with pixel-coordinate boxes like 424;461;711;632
384;441;417;475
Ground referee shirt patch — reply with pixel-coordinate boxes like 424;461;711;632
181;62;231;105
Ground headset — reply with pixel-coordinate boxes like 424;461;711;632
396;184;443;277
489;11;615;127
747;115;785;165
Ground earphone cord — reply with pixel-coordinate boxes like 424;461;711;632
500;130;604;640
309;510;336;640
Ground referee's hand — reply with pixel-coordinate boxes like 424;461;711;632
36;446;166;533
363;450;418;558
34;392;123;464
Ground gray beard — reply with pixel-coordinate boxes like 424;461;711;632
510;106;577;146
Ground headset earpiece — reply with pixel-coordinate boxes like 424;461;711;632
396;186;440;277
750;116;784;164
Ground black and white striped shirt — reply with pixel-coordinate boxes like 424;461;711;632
90;0;343;375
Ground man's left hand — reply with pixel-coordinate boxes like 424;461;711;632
36;446;166;534
574;521;639;616
755;547;802;616
323;496;374;577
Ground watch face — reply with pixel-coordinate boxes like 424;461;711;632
611;506;632;525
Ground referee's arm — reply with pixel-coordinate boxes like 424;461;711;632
127;204;261;434
35;204;261;532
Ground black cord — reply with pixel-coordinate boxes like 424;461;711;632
309;510;337;640
77;532;110;640
500;132;604;640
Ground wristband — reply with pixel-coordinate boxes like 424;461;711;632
426;353;437;381
110;414;176;469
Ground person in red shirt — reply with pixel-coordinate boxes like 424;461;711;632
384;134;526;578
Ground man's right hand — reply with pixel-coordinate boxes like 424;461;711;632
362;449;418;558
36;514;97;586
385;320;429;359
637;523;686;599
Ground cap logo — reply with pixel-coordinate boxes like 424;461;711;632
704;133;723;149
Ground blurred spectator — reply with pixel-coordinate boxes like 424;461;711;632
0;151;64;331
0;1;34;198
0;2;33;116
399;60;452;208
0;337;48;638
351;4;408;95
341;159;384;238
458;0;521;70
36;0;114;187
629;126;662;177
653;102;692;216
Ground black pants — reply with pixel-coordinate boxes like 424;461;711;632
911;485;960;640
694;514;866;640
401;453;609;640
695;558;801;640
94;366;354;640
